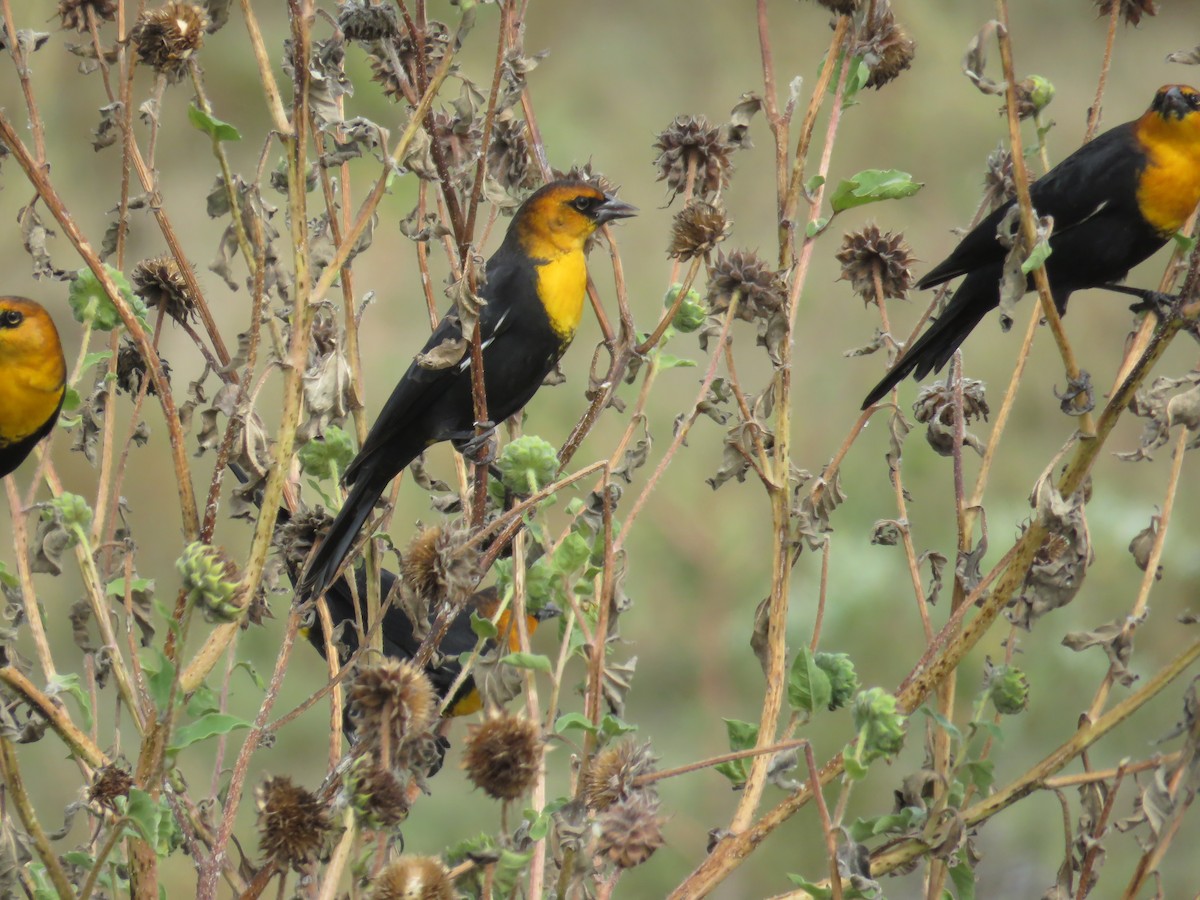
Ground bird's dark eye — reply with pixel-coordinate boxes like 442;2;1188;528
0;310;24;329
572;196;594;213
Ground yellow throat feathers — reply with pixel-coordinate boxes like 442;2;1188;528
1135;104;1200;236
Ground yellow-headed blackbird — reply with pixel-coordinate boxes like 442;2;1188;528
300;180;635;600
862;84;1200;409
303;577;555;717
0;297;66;477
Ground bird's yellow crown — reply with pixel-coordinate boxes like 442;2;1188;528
0;296;66;446
1134;84;1200;236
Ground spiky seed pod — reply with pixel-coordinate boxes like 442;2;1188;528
58;0;117;31
115;340;169;397
669;199;730;261
487;117;536;191
1094;0;1157;26
706;249;786;322
493;435;559;496
347;659;437;747
401;523;480;606
859;3;915;90
89;763;133;812
912;379;990;426
131;254;196;324
177;541;244;623
256;776;332;870
583;741;658;812
653;116;733;200
370;855;454;900
273;507;332;573
983;145;1016;207
131;2;208;81
835;225;915;304
345;755;409;829
813;0;861;14
337;0;399;43
463;712;541;800
597;794;665;869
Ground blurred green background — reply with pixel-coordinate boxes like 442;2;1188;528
4;1;1200;897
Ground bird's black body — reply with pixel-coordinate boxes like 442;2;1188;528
862;85;1200;409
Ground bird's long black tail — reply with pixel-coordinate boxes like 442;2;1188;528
298;471;391;602
861;275;995;410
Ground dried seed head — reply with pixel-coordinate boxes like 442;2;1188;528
1009;75;1055;120
345;756;410;829
274;507;332;573
177;541;245;623
706;249;786;322
584;741;657;812
370;855;454;900
431;110;481;170
669;199;731;261
597;794;665;869
58;0;117;32
337;0;399;43
912;379;990;426
348;659;437;746
983;145;1016;207
653;115;733;199
256;776;332;870
836;225;915;304
116;340;169;397
1034;532;1070;567
813;0;861;14
463;712;541;800
131;2;208;81
131;254;196;324
553;162;616;197
859;4;915;90
401;523;480;607
487;117;536;191
398;20;449;84
1094;0;1157;26
89;763;133;812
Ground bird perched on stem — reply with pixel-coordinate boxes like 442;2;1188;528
862;84;1200;410
300;180;636;601
0;297;66;478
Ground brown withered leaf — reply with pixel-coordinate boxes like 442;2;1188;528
1062;611;1146;687
962;20;1004;96
1128;514;1163;581
920;550;948;606
792;469;844;551
1009;470;1092;629
870;519;903;546
1166;44;1200;65
1117;373;1200;460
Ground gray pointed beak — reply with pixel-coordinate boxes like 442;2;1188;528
1158;85;1190;120
595;195;638;225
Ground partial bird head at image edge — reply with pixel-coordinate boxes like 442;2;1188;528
299;180;636;601
861;84;1200;410
0;297;67;478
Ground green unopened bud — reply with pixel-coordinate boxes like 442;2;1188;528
177;541;244;623
852;687;906;763
298;426;354;480
1026;75;1054;112
664;283;706;333
987;663;1030;715
495;435;559;496
815;652;859;711
49;492;94;535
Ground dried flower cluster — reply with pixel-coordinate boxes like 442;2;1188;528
256;776;332;870
370;855;454;900
131;254;196;324
706;249;786;322
653;116;734;199
115;340;170;397
836;225;915;304
858;1;915;90
401;523;481;608
347;659;437;746
1094;0;1157;26
58;0;117;32
669;199;730;262
131;2;208;81
462;711;541;800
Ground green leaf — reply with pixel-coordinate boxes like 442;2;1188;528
599;714;637;738
46;673;94;732
500;652;552;673
297;426;355;480
847;807;922;842
0;561;16;590
1020;238;1052;275
829;169;922;213
123;788;162;843
552;531;591;576
169;713;251;752
806;217;829;237
963;759;995;794
188;104;242;142
526;808;553;842
786;875;833;899
948;858;977;899
83;350;113;369
843;744;869;781
1173;231;1198;253
471;610;499;639
787;646;833;716
805;174;825;195
139;645;177;712
68;265;149;332
656;352;697;370
554;712;597;735
715;719;759;785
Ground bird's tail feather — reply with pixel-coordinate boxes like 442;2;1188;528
299;473;389;602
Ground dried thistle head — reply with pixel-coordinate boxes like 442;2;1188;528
348;659;437;747
256;776;332;870
131;2;208;81
116;340;169;397
369;855;454;900
463;712;542;800
584;741;658;812
706;249;785;322
345;756;410;830
812;0;861;14
487;116;536;191
912;378;990;426
669;199;730;261
1094;0;1157;26
58;0;117;32
274;507;331;574
553;162;616;197
337;0;399;43
653;115;733;200
597;794;665;869
836;225;915;304
983;145;1016;208
401;523;480;607
859;3;916;90
131;254;196;324
398;19;449;84
89;763;133;813
431;110;481;170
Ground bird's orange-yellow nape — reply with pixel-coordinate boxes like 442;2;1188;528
0;296;66;446
1134;84;1200;236
514;181;636;340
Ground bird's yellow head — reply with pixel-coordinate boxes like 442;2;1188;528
1135;85;1200;235
513;180;637;258
0;297;65;379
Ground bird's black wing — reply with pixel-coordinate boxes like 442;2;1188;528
918;123;1144;289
